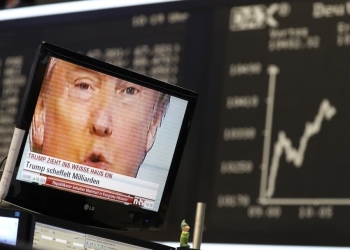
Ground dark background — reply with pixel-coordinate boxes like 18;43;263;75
2;0;350;246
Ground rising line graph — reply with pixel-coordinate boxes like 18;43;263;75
259;65;346;206
265;99;337;198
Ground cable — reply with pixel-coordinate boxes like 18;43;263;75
0;156;7;172
0;157;8;208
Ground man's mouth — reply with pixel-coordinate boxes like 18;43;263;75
83;153;109;170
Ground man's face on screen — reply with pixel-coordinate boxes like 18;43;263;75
33;59;161;177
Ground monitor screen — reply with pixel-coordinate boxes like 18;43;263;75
29;214;175;250
33;223;155;250
0;209;28;247
3;42;197;230
0;216;19;246
14;56;187;212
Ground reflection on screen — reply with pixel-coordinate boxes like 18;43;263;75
0;216;19;246
33;223;151;250
15;57;188;212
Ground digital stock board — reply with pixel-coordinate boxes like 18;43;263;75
2;0;350;246
197;0;350;245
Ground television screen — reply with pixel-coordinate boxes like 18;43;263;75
15;56;187;212
2;42;197;230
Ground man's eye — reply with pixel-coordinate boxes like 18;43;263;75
125;87;138;95
70;80;95;100
76;82;93;90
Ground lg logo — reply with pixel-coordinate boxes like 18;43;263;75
230;2;291;31
84;204;95;211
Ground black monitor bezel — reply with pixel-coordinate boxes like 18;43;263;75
29;213;175;250
5;42;197;230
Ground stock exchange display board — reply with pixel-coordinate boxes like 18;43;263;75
2;0;350;246
199;0;350;245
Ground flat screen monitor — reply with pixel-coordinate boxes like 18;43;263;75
0;216;19;246
30;214;175;250
0;209;29;247
1;42;197;230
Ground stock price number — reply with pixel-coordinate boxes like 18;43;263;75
223;127;256;141
220;160;253;174
298;206;333;219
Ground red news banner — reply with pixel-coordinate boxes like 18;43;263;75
20;152;157;209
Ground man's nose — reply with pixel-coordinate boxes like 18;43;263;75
90;110;113;137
